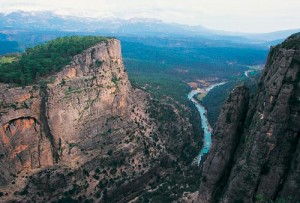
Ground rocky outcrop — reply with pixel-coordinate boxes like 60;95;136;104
0;38;200;202
45;39;131;167
196;33;300;202
0;40;129;184
0;39;153;201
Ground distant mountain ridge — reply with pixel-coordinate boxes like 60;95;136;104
0;10;211;35
0;10;299;43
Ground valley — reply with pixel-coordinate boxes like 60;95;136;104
188;82;226;165
0;10;299;203
0;36;203;202
196;33;300;203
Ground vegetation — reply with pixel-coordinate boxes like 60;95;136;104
255;194;294;203
83;169;89;177
0;35;268;201
281;32;300;49
261;162;271;175
0;55;19;64
123;39;266;129
107;149;113;156
0;36;110;85
202;81;237;125
201;74;259;126
124;40;265;203
136;166;202;203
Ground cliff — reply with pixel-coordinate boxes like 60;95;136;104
0;39;129;180
196;33;300;202
0;38;200;202
0;39;149;201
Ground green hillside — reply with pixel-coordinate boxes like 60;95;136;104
0;36;110;85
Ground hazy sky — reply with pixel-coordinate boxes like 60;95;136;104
0;0;299;33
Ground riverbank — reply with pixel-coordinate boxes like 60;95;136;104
187;82;226;165
244;65;263;77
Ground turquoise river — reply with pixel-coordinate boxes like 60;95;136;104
188;82;226;165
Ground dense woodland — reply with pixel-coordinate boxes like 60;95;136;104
0;36;110;85
122;39;266;132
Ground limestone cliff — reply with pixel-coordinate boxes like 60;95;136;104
0;39;151;201
0;38;199;202
196;33;300;202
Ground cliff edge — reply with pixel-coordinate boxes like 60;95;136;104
196;33;300;202
0;37;200;202
0;39;157;201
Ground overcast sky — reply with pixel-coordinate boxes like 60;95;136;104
0;0;299;33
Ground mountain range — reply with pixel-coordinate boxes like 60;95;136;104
0;9;299;203
1;10;299;44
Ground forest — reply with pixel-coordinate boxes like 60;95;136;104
0;36;110;85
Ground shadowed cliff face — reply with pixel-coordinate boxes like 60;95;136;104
197;85;250;202
196;33;300;203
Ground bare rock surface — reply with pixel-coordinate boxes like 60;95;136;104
195;33;300;203
0;39;199;202
197;85;249;203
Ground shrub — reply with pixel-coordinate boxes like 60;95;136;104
95;60;103;67
107;149;113;156
93;174;100;180
261;162;270;175
83;169;89;177
95;168;100;174
226;112;231;123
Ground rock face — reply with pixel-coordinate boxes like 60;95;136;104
197;33;300;202
0;39;199;202
0;39;130;182
197;85;250;202
0;39;147;200
0;84;54;186
46;39;131;166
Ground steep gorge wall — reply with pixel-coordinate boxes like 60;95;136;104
0;84;54;186
196;33;300;202
0;38;199;202
197;85;250;202
0;39;143;195
45;39;131;166
0;40;122;178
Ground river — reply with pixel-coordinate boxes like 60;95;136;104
244;70;254;77
188;82;226;165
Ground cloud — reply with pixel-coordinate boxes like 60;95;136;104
0;0;299;32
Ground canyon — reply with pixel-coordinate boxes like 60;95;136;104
0;38;200;202
195;33;300;203
0;32;299;202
